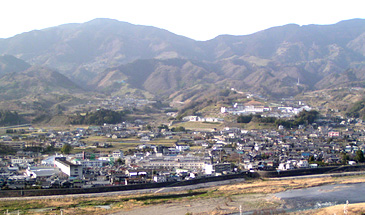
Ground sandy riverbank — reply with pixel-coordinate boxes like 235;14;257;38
2;175;365;215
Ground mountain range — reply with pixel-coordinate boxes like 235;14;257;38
0;18;365;101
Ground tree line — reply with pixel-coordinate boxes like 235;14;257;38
237;110;319;129
0;110;24;126
69;109;126;125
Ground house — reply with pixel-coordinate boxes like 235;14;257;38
176;144;190;152
297;160;309;168
278;161;295;170
153;175;167;183
112;149;124;160
110;173;128;185
328;131;340;137
204;163;231;175
11;157;34;166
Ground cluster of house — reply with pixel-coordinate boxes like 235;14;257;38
0;114;365;189
75;96;157;112
220;100;311;118
181;116;224;123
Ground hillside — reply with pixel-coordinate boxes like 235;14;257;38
91;58;221;98
0;18;201;85
0;18;365;99
0;65;83;100
0;54;30;76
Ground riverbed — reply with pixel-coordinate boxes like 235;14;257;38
275;182;365;212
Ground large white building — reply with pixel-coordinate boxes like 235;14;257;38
73;159;107;167
54;157;83;179
137;155;210;170
26;166;58;179
221;103;269;115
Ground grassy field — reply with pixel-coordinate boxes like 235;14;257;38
2;174;365;214
172;121;225;131
302;202;365;215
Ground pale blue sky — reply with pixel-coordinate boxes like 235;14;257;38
1;0;364;41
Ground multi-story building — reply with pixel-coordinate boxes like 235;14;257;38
138;155;210;170
54;157;83;179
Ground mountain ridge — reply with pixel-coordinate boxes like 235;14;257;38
0;18;364;100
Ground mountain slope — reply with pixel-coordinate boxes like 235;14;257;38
0;18;365;98
0;55;30;76
91;58;220;98
0;65;83;100
0;18;203;84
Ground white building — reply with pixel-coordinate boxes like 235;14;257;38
297;160;309;168
26;166;58;179
54;157;83;179
11;157;34;165
176;144;190;151
138;155;208;170
204;163;231;175
74;159;107;168
112;149;124;160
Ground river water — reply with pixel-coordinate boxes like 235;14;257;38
275;182;365;210
231;182;365;214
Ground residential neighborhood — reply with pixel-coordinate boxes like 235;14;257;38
1;108;365;191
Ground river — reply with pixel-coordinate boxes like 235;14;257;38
231;182;365;214
275;182;365;209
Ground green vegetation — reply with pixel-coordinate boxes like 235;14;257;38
61;143;72;154
355;150;365;163
237;110;319;129
171;126;186;132
275;110;319;129
70;109;127;125
171;121;224;131
0;110;24;126
237;114;276;124
0;143;16;155
346;99;365;120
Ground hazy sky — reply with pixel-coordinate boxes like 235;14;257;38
1;0;364;41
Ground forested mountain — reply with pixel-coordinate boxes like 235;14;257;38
0;64;83;100
0;18;365;99
0;55;30;76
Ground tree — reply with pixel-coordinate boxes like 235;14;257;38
61;143;72;154
69;109;126;125
237;115;253;123
355;150;365;163
172;126;185;132
341;152;350;164
308;155;315;162
116;158;125;165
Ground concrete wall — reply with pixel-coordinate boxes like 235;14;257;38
0;173;246;198
256;164;365;178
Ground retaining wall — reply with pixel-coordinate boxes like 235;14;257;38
256;164;365;178
0;172;246;198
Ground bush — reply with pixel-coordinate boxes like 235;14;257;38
237;115;253;123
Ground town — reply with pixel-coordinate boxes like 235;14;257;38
1;100;365;192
